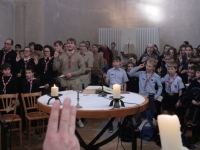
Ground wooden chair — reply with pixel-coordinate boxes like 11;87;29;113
0;93;22;146
21;92;49;145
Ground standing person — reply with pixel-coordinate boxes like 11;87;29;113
105;56;129;132
15;44;21;52
0;38;17;75
53;38;85;91
138;44;159;65
35;45;57;95
79;41;94;89
29;42;36;58
129;59;163;118
54;40;65;55
126;61;139;93
161;62;184;115
91;44;104;85
98;44;113;69
16;46;35;80
111;42;118;58
33;44;44;60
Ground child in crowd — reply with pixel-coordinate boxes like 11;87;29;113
0;63;17;95
129;59;162;118
105;56;129;132
126;61;139;93
128;54;137;66
0;63;17;109
187;66;197;84
22;67;39;93
161;62;184;115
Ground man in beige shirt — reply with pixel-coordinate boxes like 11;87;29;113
53;38;85;91
111;42;118;57
91;44;104;85
79;41;94;89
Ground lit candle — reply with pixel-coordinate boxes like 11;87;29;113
158;115;188;150
113;84;121;99
51;84;58;96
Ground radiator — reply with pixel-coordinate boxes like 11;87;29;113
98;28;121;51
136;28;160;57
98;28;159;58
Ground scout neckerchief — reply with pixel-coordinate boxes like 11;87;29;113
44;57;52;73
24;57;30;68
27;77;34;93
66;50;75;69
1;51;8;65
2;74;12;94
144;71;154;91
168;73;177;93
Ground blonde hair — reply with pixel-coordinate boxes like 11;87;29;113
167;62;177;69
147;59;157;67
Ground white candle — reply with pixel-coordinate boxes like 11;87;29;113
113;84;121;99
51;84;58;96
158;115;188;150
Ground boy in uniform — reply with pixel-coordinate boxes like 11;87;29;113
105;56;129;132
161;62;184;115
129;59;162;118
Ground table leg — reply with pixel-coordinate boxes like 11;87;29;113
75;115;137;150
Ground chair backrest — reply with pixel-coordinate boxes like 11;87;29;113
21;92;42;115
0;93;18;114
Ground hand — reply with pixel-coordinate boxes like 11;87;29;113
192;100;198;105
157;67;162;74
142;56;148;63
138;63;145;69
178;56;183;64
44;84;49;89
181;69;188;74
103;73;107;78
179;65;183;72
43;98;80;150
54;52;59;58
175;100;181;107
17;73;21;77
66;73;72;78
34;56;38;65
154;96;157;101
16;55;20;62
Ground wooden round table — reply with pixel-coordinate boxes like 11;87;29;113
37;90;149;150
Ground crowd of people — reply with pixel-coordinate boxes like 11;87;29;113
1;37;200;146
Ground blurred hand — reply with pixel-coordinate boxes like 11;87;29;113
43;98;80;150
54;52;59;58
66;73;72;78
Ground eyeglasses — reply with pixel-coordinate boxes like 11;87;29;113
79;45;86;48
24;50;30;52
4;43;11;45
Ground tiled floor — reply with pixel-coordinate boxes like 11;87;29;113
2;118;200;150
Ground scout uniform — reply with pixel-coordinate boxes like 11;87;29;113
79;51;94;89
161;73;184;113
129;67;162;116
106;67;129;90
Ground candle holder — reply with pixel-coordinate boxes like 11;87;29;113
47;94;62;105
76;90;82;109
109;96;125;108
